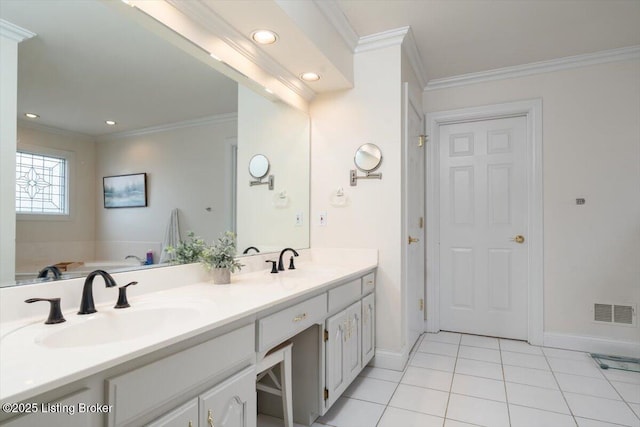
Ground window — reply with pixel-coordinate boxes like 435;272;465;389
15;151;68;215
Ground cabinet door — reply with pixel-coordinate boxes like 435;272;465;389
325;309;348;409
345;301;362;383
361;293;375;366
148;398;198;427
199;366;256;427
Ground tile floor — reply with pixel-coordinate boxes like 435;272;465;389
259;332;640;427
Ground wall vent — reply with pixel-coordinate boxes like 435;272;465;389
593;303;636;326
594;304;613;322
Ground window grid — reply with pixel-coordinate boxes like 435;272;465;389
16;151;67;215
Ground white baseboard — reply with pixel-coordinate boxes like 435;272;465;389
371;346;410;371
544;332;640;358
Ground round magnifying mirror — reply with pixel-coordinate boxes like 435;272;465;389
354;143;382;172
249;154;270;179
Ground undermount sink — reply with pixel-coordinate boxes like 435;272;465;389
35;306;200;348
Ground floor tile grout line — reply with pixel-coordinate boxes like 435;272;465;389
541;344;579;426
441;332;461;423
595;363;640;421
374;333;425;427
498;339;513;427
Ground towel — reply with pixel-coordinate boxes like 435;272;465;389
159;208;181;264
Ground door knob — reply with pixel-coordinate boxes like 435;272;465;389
408;236;420;244
511;235;525;244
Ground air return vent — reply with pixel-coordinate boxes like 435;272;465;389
594;303;636;326
594;304;613;322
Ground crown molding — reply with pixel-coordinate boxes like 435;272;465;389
165;0;315;102
0;19;36;42
426;45;640;91
313;0;359;51
17;120;93;139
96;113;238;142
355;26;409;53
402;28;427;89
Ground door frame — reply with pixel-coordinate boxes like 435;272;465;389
425;99;543;345
402;83;426;350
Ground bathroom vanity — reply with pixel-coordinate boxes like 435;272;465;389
0;249;377;427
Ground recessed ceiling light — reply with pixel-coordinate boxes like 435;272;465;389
105;120;117;126
251;30;278;45
210;53;221;61
25;113;39;119
300;72;320;82
264;88;274;94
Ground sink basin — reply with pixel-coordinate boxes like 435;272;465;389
36;306;200;348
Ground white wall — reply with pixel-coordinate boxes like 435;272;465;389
311;45;405;355
424;60;640;344
95;119;237;261
237;86;310;253
0;33;18;285
15;125;97;271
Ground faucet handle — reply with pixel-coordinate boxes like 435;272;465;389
25;298;66;324
288;256;296;270
265;260;278;274
114;281;138;309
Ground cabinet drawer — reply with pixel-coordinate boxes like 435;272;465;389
148;398;198;427
107;324;254;427
257;293;327;352
328;279;361;313
362;273;375;294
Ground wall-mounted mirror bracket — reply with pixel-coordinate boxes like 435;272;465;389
350;170;382;186
350;143;383;186
250;174;274;190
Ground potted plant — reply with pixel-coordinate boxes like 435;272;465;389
200;231;243;284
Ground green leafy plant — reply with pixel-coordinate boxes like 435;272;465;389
200;231;244;273
165;231;207;265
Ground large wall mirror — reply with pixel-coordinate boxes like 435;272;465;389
1;0;310;287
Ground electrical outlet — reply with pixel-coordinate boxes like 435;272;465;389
319;211;327;226
295;212;303;226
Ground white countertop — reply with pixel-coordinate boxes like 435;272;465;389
0;250;376;403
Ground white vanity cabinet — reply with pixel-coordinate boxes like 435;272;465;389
361;292;375;366
148;399;198;427
323;273;375;411
198;366;256;427
148;366;256;427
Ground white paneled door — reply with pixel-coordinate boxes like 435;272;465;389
439;116;528;339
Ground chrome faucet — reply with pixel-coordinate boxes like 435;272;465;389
277;248;299;271
125;255;145;265
37;265;62;280
78;270;117;315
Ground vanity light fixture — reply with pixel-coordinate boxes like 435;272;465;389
251;30;278;45
25;113;40;119
105;120;117;126
300;72;320;82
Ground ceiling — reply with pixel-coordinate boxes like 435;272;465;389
1;0;238;136
336;0;640;81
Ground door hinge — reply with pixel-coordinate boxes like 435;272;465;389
419;216;424;229
419;298;424;311
323;329;329;342
324;388;329;400
418;134;428;147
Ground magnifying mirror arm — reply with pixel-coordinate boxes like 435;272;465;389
249;174;275;190
350;170;382;186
